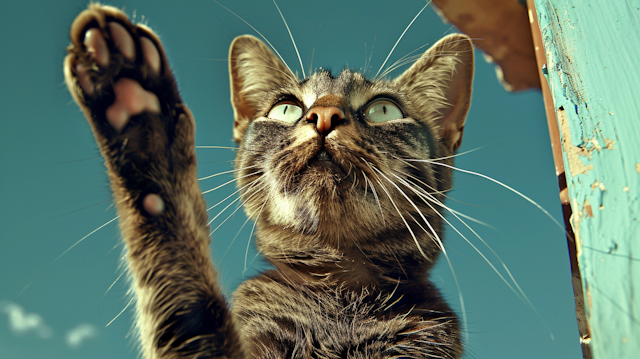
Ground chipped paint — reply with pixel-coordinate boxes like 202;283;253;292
557;107;593;176
604;139;616;150
583;198;594;218
570;198;583;258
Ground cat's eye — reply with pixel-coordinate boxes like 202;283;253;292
364;100;404;123
267;102;304;123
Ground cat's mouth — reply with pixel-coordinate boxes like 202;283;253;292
308;150;344;173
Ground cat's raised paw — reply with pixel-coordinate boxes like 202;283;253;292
64;4;175;134
64;4;196;199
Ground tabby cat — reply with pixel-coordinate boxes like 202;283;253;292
63;4;473;358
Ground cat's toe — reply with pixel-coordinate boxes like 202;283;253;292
141;37;161;77
108;22;135;62
83;27;109;67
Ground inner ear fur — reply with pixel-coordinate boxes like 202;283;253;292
393;33;474;152
228;35;297;143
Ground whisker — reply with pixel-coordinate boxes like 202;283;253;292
371;166;445;254
19;216;120;297
360;168;385;224
207;177;264;226
396;174;552;334
201;170;261;195
272;0;305;78
198;165;257;181
244;199;268;273
206;180;256;212
374;1;431;80
106;296;135;327
220;215;253;263
209;181;266;234
104;267;128;298
407;159;565;231
395;174;520;295
195;145;261;153
213;0;295;78
367;164;468;335
363;161;430;260
377;52;424;79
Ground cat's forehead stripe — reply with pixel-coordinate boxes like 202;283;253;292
301;70;381;111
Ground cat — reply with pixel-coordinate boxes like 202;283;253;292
63;3;473;358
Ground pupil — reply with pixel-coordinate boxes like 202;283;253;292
382;105;387;114
283;105;288;115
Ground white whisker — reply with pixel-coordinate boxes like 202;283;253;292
106;296;135;327
19;216;119;297
374;1;431;80
198;165;257;181
209;181;266;234
360;167;385;224
201;170;261;195
272;0;305;78
196;145;260;153
213;0;295;77
206;180;256;212
208;178;264;227
220;215;253;263
244;199;268;273
371;166;445;254
104;267;128;297
396;173;552;335
407;159;565;231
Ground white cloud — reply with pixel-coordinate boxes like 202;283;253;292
1;301;52;339
65;323;98;349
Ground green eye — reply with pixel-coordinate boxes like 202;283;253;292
267;102;303;123
364;100;404;123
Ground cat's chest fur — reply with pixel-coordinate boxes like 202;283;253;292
233;271;459;358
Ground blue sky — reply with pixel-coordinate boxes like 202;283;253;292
0;0;582;358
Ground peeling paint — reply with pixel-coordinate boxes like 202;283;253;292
589;138;601;151
570;198;583;258
636;163;640;174
584;198;594;218
558;107;594;176
604;138;616;150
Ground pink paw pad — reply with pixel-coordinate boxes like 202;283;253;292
106;78;161;132
143;194;165;216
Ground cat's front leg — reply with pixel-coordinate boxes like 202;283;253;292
63;5;244;358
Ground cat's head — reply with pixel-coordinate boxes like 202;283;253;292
228;34;473;272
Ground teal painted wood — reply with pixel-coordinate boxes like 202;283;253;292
534;1;640;358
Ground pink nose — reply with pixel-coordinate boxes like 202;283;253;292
306;106;345;136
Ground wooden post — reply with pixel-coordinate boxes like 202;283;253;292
532;1;640;358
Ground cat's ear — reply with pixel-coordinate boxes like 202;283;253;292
393;33;474;152
229;35;297;143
